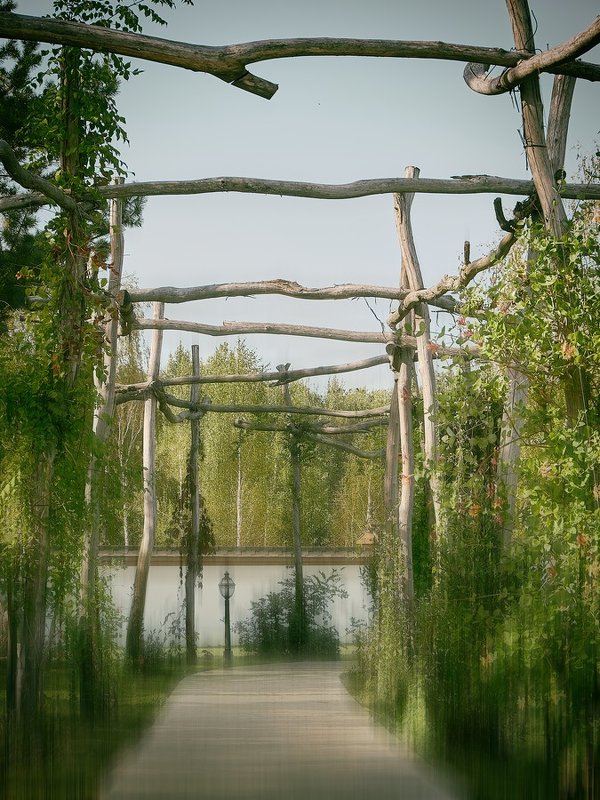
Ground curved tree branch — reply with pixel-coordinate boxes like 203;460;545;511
304;432;385;459
118;385;390;419
130;279;403;303
387;229;517;327
0;138;77;212
463;16;600;95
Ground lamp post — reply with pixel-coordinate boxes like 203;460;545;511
218;571;235;664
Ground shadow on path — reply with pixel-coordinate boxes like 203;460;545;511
101;661;462;799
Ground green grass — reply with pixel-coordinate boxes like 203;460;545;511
0;657;205;800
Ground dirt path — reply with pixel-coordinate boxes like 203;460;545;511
101;661;461;799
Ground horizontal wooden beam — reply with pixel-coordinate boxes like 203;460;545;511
134;316;399;344
1;13;598;102
234;417;388;435
115;354;392;397
117;386;390;418
127;279;459;312
2;173;599;212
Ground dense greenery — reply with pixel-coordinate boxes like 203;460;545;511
0;1;598;797
0;659;198;800
102;338;389;551
354;195;600;798
235;570;348;658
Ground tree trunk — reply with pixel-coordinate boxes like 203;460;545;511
79;189;124;717
185;345;201;666
126;302;164;664
18;46;87;723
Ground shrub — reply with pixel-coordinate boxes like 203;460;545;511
235;569;348;658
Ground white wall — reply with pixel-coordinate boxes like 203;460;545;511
102;561;372;648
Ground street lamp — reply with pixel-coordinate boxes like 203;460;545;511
218;571;235;664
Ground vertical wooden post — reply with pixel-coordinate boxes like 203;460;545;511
81;185;125;593
497;72;575;546
498;367;528;548
126;302;164;664
393;167;442;539
79;186;125;716
185;345;201;665
236;430;243;548
277;364;305;651
505;1;589;423
397;348;415;608
383;370;400;545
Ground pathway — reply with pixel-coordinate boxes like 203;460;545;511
101;661;462;799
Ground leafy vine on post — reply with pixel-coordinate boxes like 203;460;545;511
0;0;193;729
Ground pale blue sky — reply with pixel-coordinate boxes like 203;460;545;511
21;0;600;388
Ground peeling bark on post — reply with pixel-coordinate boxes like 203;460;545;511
81;190;125;586
126;302;164;664
397;349;415;609
393;167;442;541
185;345;201;666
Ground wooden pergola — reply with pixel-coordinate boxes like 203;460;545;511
1;0;598;663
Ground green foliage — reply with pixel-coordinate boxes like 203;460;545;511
465;219;600;415
0;3;45;326
23;0;192;182
235;570;348;658
356;184;600;796
355;525;410;715
198;340;288;548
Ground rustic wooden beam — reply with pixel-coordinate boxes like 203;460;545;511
128;279;459;312
397;346;415;608
2;174;599;213
126;302;163;662
185;345;201;665
134;316;399;345
132;317;483;359
117;386;390;419
2;13;598;101
305;432;385;460
115;354;392;396
234;417;386;435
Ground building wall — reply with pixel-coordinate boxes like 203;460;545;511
101;552;372;648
